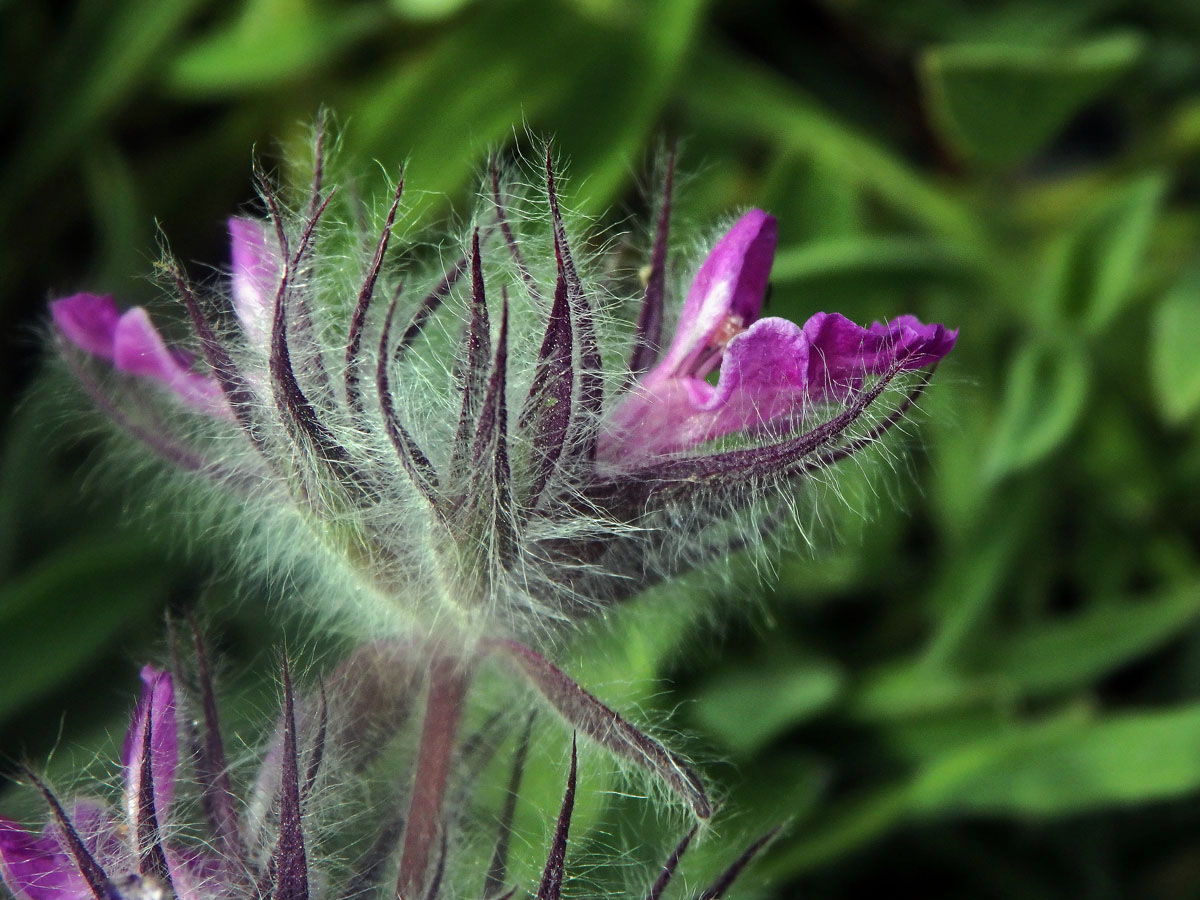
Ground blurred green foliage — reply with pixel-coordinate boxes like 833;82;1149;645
4;0;1200;896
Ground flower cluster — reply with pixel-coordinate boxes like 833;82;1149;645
44;136;955;824
49;142;955;645
0;641;773;900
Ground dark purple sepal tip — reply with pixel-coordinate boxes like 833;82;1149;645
535;735;577;900
519;268;574;511
450;229;493;481
488;640;711;820
628;143;675;380
645;824;698;900
272;656;310;900
378;297;442;505
21;770;120;900
544;149;603;458
693;827;780;900
134;703;174;889
346;175;405;413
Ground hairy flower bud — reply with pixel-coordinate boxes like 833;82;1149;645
49;137;955;645
44;133;955;821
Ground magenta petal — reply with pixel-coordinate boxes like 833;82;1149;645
598;377;715;462
804;312;958;400
0;819;93;900
652;209;778;381
49;294;121;360
601;311;957;462
602;318;810;459
121;666;178;830
112;309;228;415
867;314;958;368
228;217;278;346
166;846;233;900
704;317;812;432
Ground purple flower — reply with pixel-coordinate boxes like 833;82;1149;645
45;138;956;819
51;294;228;417
1;639;774;900
600;210;957;462
227;217;279;347
0;667;229;900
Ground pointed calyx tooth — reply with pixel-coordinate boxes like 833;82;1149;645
377;297;441;505
23;769;120;900
628;142;675;379
346;174;405;412
188;617;245;869
471;291;509;470
134;705;173;888
261;188;379;502
644;824;698;900
519;267;573;511
267;215;353;471
487;639;712;820
172;265;265;450
694;827;781;900
306;109;328;223
464;293;515;563
593;361;909;513
59;345;214;473
273;656;311;900
799;369;934;474
301;682;328;799
451;228;493;479
535;735;577;900
490;159;538;298
484;712;536;899
544;149;603;457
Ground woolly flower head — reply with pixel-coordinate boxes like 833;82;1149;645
0;636;775;900
49;134;956;645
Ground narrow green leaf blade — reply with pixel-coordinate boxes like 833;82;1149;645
985;337;1090;481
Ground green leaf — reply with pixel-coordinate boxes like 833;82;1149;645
771;236;977;293
1151;271;1200;424
985;336;1090;481
911;704;1200;816
853;662;996;723
921;32;1144;166
391;0;476;20
684;42;982;246
692;657;843;755
1039;173;1166;332
536;0;711;215
973;585;1200;695
168;0;381;95
0;540;169;722
344;0;579;218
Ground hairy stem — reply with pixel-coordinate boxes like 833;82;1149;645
398;655;472;898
